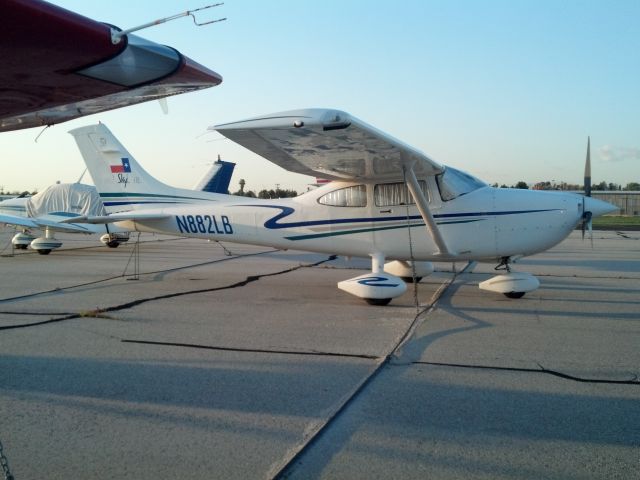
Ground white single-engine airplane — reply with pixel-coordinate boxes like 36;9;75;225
67;110;616;304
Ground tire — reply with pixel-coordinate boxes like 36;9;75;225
14;244;28;250
106;241;120;248
365;298;392;306
37;249;52;255
504;291;525;299
401;276;423;284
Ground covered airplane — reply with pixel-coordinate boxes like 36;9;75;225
1;0;222;132
67;110;617;304
0;159;235;253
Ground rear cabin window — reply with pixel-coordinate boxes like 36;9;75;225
374;181;429;206
318;185;367;207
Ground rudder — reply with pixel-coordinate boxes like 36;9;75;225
69;123;178;214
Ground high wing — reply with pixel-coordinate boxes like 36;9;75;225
1;0;222;133
212;108;443;181
0;213;94;234
214;108;451;255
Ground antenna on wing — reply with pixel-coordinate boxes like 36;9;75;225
111;3;226;44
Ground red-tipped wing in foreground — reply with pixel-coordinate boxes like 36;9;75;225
1;0;222;132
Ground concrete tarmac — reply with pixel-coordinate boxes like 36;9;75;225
0;227;638;479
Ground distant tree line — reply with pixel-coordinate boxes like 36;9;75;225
0;189;37;196
232;179;298;199
4;179;639;198
491;181;640;191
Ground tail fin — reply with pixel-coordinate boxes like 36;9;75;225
69;123;213;214
194;158;236;194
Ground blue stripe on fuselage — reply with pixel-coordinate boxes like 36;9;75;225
238;205;560;230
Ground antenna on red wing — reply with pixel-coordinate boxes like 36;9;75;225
111;3;226;44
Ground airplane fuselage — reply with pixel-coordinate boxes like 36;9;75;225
115;180;584;263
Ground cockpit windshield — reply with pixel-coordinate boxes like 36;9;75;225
436;167;487;201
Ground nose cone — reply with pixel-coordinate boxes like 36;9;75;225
584;197;618;218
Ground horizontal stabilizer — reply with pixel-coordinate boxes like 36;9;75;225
62;212;171;224
0;213;92;233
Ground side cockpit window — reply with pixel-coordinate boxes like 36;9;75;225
436;167;486;201
318;185;367;207
374;181;429;206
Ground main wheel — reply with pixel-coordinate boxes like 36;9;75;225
401;276;423;284
14;244;28;250
36;249;52;255
365;298;392;306
504;291;525;299
106;241;120;248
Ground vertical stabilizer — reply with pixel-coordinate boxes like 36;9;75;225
69;123;215;213
194;157;236;194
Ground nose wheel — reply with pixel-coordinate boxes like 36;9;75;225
504;291;526;299
479;257;539;299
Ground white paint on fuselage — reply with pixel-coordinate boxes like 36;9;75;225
121;180;584;264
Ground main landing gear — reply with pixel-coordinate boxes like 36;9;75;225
100;233;131;248
478;256;539;299
29;227;62;255
337;254;435;306
11;231;36;250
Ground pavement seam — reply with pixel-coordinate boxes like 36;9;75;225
267;263;471;480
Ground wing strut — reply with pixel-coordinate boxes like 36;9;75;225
404;166;453;256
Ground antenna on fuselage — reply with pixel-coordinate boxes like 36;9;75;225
76;168;88;184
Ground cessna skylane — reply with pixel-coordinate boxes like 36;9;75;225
67;109;617;304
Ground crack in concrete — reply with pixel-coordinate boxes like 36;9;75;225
412;360;640;385
121;339;380;360
0;248;279;303
0;254;336;331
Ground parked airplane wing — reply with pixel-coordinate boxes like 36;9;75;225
0;214;40;229
1;0;222;133
212;109;443;181
0;213;93;233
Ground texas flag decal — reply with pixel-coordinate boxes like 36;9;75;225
110;158;131;173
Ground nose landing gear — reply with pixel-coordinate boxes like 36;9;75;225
478;256;539;299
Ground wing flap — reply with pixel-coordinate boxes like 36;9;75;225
213;109;443;181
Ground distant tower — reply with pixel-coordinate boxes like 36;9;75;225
239;178;245;194
584;136;591;197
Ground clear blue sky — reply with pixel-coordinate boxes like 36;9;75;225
2;0;639;193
